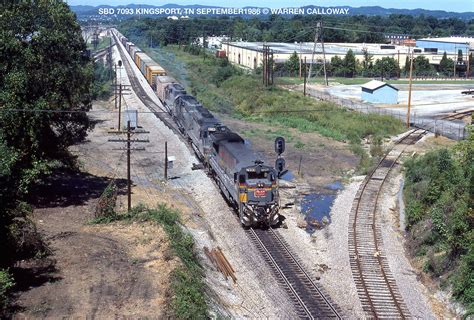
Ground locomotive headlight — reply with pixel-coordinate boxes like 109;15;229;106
257;183;264;188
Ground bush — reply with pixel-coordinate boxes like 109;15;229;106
0;269;14;311
452;247;474;312
403;137;474;311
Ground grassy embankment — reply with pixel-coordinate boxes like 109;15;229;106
403;130;473;315
145;45;404;173
92;199;207;319
278;76;474;86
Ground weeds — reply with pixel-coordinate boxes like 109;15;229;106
94;181;117;219
0;269;14;312
403;130;474;313
91;204;207;319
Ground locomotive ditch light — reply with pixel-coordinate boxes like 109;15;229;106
275;136;285;155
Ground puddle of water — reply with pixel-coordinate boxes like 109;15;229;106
300;181;344;233
325;180;343;191
301;193;336;232
280;170;295;181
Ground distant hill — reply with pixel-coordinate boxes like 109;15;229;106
345;6;473;19
70;4;474;20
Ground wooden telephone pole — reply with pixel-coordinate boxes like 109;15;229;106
303;57;307;96
262;45;274;86
108;121;149;211
406;51;414;128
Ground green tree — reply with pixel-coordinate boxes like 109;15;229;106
413;56;434;76
330;56;345;77
0;1;93;267
439;52;454;76
0;2;92;162
344;49;357;78
374;57;400;80
285;51;300;77
362;48;374;76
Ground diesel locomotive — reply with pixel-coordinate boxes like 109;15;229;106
114;30;282;227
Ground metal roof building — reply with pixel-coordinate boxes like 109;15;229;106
224;41;463;70
415;37;473;55
361;80;399;104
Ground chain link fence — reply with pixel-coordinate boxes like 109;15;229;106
292;85;469;141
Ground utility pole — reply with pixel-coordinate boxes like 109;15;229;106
299;42;302;79
269;48;274;86
118;84;122;130
114;63;117;109
164;141;168;180
453;45;457;78
262;45;273;86
262;45;266;85
304;57;307;96
127;121;131;211
308;24;318;81
308;21;328;86
407;51;414;128
108;121;149;211
320;21;328;86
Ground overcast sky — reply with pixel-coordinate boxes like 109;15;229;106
66;0;474;13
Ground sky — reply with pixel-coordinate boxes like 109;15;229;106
66;0;474;12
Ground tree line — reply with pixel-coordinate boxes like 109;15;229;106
280;49;474;79
118;14;474;46
0;2;93;312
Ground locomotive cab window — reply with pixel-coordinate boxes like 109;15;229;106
239;174;246;183
247;172;268;180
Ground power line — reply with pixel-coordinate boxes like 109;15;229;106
0;108;363;115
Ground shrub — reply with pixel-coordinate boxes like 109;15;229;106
403;140;474;311
0;269;14;311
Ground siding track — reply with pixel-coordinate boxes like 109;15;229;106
349;129;426;319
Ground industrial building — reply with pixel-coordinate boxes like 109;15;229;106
224;37;474;70
361;80;398;104
416;37;473;55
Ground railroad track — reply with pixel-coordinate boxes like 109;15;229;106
247;227;341;319
437;109;473;121
349;129;426;319
111;32;182;136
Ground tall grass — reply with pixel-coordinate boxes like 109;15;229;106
146;46;404;145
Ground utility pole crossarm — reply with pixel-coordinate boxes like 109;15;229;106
107;120;148;211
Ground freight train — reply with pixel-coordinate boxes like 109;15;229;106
114;30;282;227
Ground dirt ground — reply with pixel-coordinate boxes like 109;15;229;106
218;114;358;191
10;101;184;318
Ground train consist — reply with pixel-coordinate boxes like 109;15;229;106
115;30;282;227
119;35;166;87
